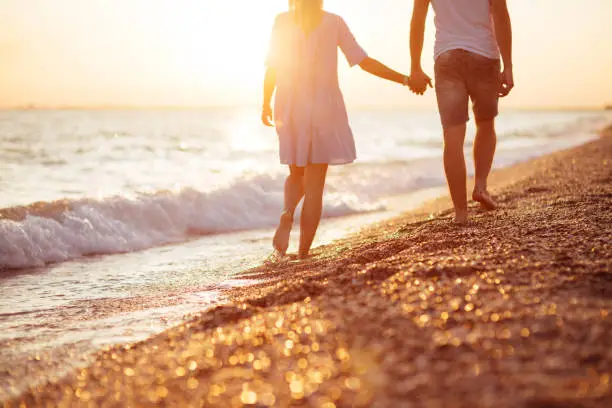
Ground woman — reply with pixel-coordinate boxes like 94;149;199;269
262;0;410;260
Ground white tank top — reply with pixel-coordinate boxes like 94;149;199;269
431;0;499;60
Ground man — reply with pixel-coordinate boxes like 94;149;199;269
409;0;514;224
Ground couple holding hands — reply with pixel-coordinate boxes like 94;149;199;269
262;0;514;260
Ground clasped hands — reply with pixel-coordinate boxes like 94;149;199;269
406;69;433;96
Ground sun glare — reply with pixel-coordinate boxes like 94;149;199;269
163;2;283;89
1;0;610;108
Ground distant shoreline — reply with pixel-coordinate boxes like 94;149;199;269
0;105;609;112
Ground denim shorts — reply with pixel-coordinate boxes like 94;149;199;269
434;49;501;128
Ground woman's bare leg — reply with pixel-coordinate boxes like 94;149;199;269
299;163;328;259
272;165;305;254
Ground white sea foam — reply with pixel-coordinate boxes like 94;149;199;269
0;174;386;269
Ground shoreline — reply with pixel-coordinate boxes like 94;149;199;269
0;186;445;400
0;187;446;400
5;126;612;407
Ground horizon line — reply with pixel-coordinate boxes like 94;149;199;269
1;104;609;112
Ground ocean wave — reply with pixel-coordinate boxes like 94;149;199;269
0;174;384;270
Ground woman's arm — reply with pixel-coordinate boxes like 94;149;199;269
262;67;276;126
359;57;409;85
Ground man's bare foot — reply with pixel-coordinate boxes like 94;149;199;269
472;189;498;210
454;209;469;225
272;211;293;255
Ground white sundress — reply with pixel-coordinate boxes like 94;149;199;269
265;12;368;166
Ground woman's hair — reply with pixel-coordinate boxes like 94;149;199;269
289;0;324;32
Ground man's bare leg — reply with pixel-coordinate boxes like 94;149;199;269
299;163;328;259
472;119;498;210
272;166;304;255
443;123;469;224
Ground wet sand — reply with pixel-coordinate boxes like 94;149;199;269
5;127;612;407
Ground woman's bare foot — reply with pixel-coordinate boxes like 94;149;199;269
264;249;286;265
272;211;293;255
472;189;498;210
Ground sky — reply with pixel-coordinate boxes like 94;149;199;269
1;0;611;109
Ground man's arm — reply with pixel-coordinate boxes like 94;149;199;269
262;67;276;126
410;0;432;95
491;0;514;97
